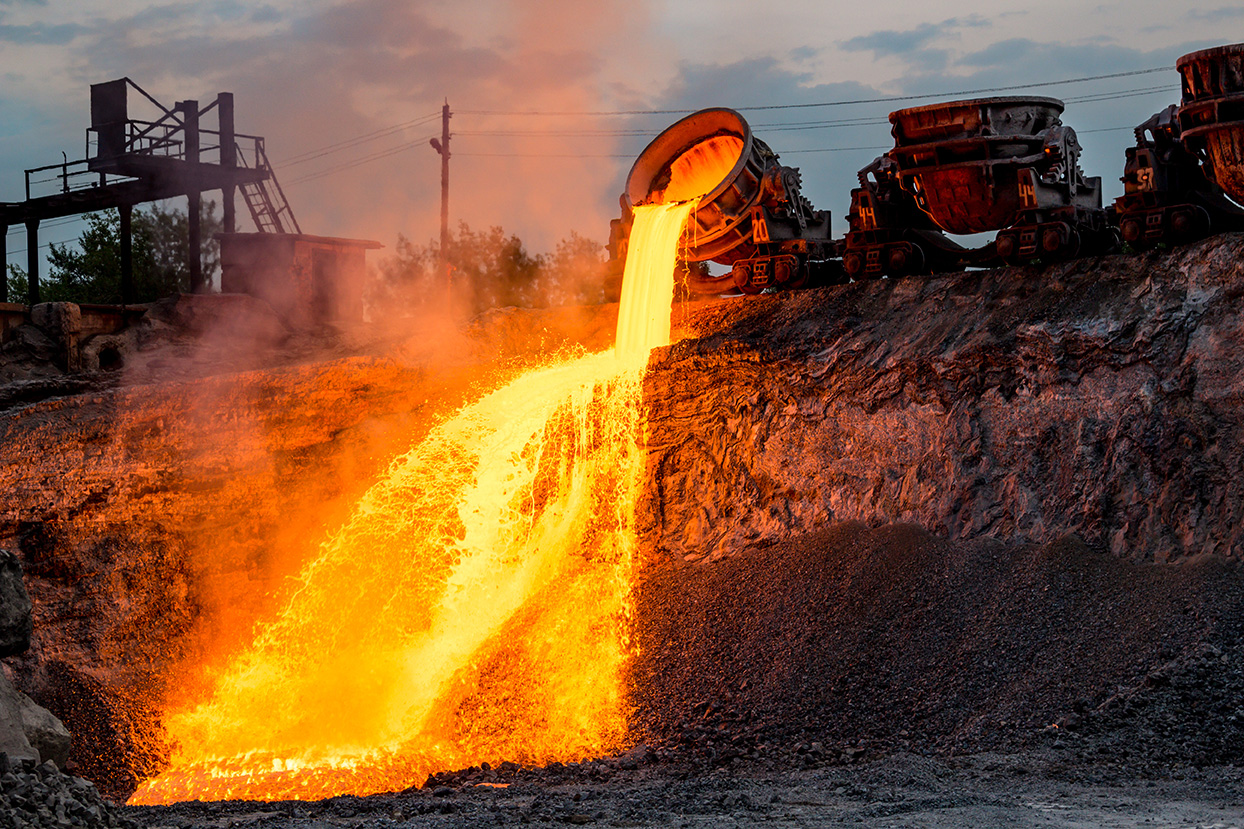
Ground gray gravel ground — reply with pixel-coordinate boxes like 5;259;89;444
117;523;1244;828
122;752;1244;828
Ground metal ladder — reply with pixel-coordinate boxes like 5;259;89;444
236;140;301;234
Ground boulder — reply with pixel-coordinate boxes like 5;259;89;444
15;687;71;769
0;550;31;658
0;670;38;763
0;551;71;768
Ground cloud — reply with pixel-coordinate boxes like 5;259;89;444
2;0;1234;276
839;16;992;73
955;37;1192;84
841;16;990;57
639;57;895;235
0;21;85;44
249;5;282;25
629;30;1223;241
0;0;646;257
1186;6;1244;23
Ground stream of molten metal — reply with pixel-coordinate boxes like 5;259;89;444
129;199;699;805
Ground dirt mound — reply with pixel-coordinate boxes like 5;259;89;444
629;522;1244;769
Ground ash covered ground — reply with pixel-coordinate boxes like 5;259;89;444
117;523;1244;828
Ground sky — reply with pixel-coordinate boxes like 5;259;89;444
1;0;1240;278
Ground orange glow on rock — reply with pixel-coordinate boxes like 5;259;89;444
128;203;699;806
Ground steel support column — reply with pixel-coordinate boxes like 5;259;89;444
182;99;204;292
219;92;236;235
119;203;133;304
25;219;39;305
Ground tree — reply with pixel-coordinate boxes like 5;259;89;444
373;222;614;317
445;223;543;312
5;264;30;306
8;201;221;305
540;231;611;307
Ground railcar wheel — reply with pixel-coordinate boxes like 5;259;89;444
843;251;864;278
1041;225;1066;255
1169;206;1210;242
887;247;909;275
772;256;795;287
996;232;1016;261
780;258;810;289
734;261;763;294
1064;229;1082;259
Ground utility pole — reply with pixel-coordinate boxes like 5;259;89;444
429;100;452;301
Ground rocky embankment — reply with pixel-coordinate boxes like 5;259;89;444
3;236;1244;814
3;552;134;828
629;522;1244;773
624;234;1244;779
645;234;1244;564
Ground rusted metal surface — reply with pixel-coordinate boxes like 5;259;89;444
619;107;835;294
2;78;296;301
609;44;1244;291
1177;43;1244;205
625;108;769;262
887;97;1099;236
841;155;973;278
1112;105;1244;248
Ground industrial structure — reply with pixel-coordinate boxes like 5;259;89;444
0;78;300;305
610;42;1244;293
0;79;386;375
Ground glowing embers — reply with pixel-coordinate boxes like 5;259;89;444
614;200;699;361
130;177;698;806
130;352;646;804
650;135;743;205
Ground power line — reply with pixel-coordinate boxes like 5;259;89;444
455;152;635;158
6;235;86;256
1063;85;1178;104
452;122;1151;161
286;132;441;185
267;78;1178;181
458;66;1174;116
5;216;85;234
456;115;893;137
275;111;442;167
451;83;1178;140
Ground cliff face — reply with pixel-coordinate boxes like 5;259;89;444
642;234;1244;564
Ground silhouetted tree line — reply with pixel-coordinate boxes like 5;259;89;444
5;202;221;305
371;222;619;316
6;210;647;316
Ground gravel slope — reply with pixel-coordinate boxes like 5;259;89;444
118;521;1244;827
